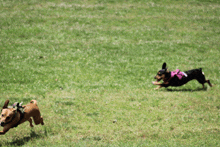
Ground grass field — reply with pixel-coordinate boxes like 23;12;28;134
0;0;220;146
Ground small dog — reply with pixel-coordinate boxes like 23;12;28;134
0;99;44;135
152;62;212;90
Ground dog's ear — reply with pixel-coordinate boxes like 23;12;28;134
2;100;9;109
162;62;167;69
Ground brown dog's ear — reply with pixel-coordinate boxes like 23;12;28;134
162;62;167;69
2;100;9;109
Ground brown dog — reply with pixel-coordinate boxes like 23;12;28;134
0;99;44;135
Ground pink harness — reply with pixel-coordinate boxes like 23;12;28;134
171;69;187;80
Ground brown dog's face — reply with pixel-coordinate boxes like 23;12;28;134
0;100;16;127
0;108;16;126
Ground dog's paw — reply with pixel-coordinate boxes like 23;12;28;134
154;86;161;90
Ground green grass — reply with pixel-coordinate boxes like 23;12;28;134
0;0;220;146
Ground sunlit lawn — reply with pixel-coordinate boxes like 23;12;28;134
0;0;220;146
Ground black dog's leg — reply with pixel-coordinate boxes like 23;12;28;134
152;81;170;90
195;69;212;88
206;80;212;87
196;74;206;88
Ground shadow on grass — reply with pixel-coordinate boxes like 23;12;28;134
4;130;43;146
166;87;207;92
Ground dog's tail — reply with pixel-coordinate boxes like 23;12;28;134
30;100;37;105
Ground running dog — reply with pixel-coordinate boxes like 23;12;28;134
152;62;212;90
0;100;44;135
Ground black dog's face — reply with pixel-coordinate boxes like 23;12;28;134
154;62;168;82
154;70;166;82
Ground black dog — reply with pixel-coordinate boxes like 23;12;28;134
152;62;212;90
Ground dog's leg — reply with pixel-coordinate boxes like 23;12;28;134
152;81;161;85
152;82;162;89
206;80;212;87
33;116;44;125
28;118;34;127
154;85;162;90
0;126;10;135
40;116;44;125
152;81;169;90
197;71;212;88
0;130;7;135
199;80;212;88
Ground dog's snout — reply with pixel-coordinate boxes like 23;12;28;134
0;121;4;126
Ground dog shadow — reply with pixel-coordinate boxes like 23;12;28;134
166;87;207;92
4;130;42;146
